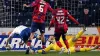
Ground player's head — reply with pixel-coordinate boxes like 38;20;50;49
48;35;55;43
57;0;62;8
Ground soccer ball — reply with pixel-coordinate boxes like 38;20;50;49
5;45;12;50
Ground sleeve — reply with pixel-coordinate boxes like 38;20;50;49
66;10;79;24
9;27;18;37
9;30;15;37
49;16;55;27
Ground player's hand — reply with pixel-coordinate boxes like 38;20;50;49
23;4;27;7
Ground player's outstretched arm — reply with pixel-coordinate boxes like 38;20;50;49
66;10;79;25
68;15;79;25
91;45;99;50
23;4;31;7
5;36;13;47
5;31;15;47
23;1;37;8
48;18;55;30
72;26;86;42
77;45;99;52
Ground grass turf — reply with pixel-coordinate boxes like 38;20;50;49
0;51;100;56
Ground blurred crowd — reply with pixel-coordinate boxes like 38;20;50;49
0;0;100;27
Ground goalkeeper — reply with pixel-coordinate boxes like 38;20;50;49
32;26;98;54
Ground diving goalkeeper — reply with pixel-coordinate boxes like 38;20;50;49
32;26;98;54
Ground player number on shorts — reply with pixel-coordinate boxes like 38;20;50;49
39;5;44;12
56;16;65;24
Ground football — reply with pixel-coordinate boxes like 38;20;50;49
5;45;12;50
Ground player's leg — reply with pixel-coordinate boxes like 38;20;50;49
72;26;86;42
23;28;31;43
54;33;63;48
20;30;30;54
62;33;69;49
25;28;35;54
19;28;30;46
26;22;38;54
53;44;61;52
39;23;46;49
54;33;65;54
40;33;45;48
85;45;99;51
43;44;53;52
28;22;38;45
75;45;99;52
33;44;53;54
76;48;92;52
41;44;53;53
62;32;70;54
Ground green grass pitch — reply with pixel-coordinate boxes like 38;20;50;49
0;51;100;56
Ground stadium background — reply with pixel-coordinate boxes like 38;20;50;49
0;0;100;52
0;0;100;27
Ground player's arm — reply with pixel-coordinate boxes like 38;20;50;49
66;10;79;24
5;32;15;47
48;10;56;30
23;4;31;7
48;16;55;30
72;26;86;42
23;1;37;7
